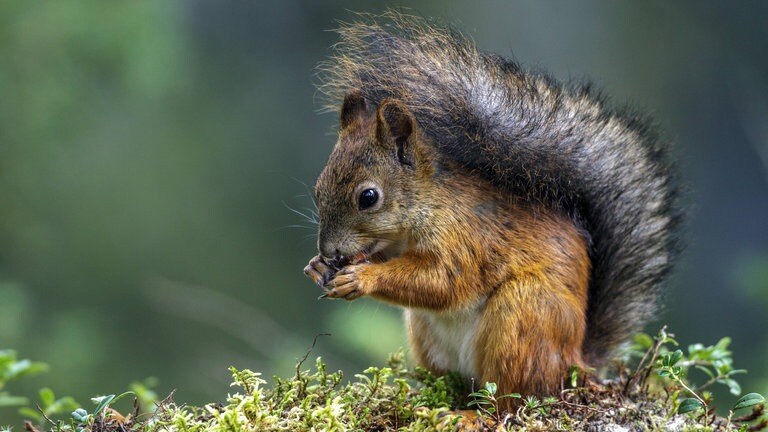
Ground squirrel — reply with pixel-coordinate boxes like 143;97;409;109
303;12;683;409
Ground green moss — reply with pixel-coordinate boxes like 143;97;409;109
146;352;461;431
6;329;768;431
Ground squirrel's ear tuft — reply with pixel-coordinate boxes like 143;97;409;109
340;90;367;129
376;100;415;166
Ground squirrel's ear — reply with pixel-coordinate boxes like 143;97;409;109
376;100;415;167
340;90;368;129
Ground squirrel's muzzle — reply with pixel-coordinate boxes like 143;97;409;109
317;229;340;259
320;244;340;260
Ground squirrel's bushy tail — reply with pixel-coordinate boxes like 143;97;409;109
318;12;684;364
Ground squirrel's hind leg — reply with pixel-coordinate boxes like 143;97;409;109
473;278;587;412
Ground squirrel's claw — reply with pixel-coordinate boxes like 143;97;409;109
343;289;364;301
324;266;364;301
304;255;336;288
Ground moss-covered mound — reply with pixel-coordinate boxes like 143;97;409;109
6;329;768;431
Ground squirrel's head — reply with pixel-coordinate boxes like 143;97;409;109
314;91;434;262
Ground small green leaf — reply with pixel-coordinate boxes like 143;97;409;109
722;378;742;396
688;343;704;355
72;408;89;423
109;391;135;406
715;361;732;375
484;382;497;395
669;350;683;366
3;360;49;381
715;337;732;350
39;387;55;407
91;394;115;416
47;396;80;416
678;398;703;414
633;333;653;349
569;366;580;387
733;393;765;411
18;406;42;420
0;392;28;407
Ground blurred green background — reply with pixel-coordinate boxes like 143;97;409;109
1;0;767;424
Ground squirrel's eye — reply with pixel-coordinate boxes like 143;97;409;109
358;188;379;210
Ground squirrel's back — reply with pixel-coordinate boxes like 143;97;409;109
318;12;684;364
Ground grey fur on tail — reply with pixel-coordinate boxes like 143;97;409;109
317;12;684;365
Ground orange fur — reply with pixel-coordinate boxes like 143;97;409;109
349;168;589;409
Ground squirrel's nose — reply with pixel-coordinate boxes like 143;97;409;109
319;242;340;260
318;228;341;258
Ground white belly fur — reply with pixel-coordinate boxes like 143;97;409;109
406;297;487;379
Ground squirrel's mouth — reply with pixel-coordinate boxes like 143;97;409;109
328;240;393;269
351;240;387;264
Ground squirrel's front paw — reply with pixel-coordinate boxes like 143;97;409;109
304;255;336;287
325;265;367;301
